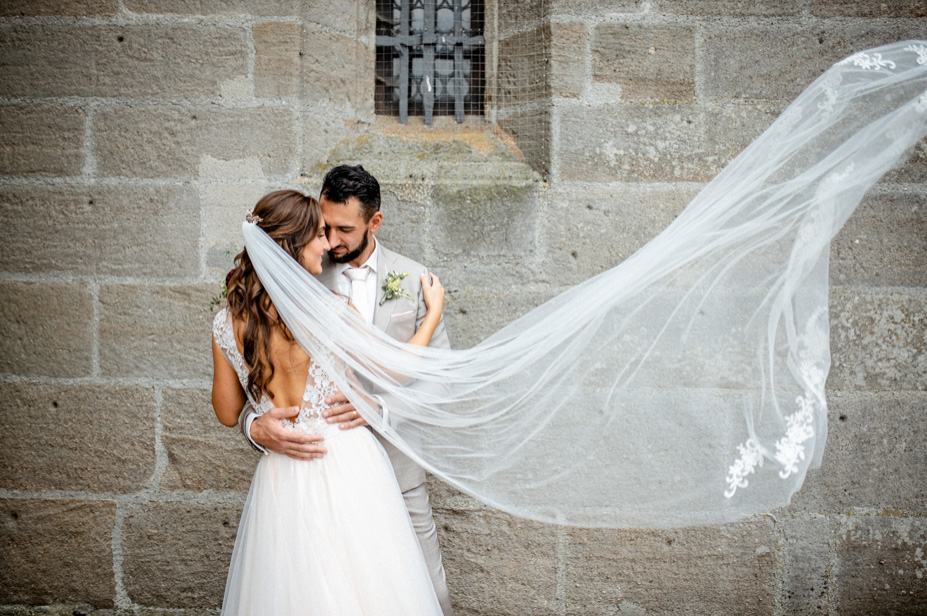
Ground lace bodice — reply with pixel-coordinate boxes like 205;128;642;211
212;308;340;435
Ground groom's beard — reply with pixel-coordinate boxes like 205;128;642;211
329;230;369;264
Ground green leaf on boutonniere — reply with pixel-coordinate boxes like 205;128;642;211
380;271;412;305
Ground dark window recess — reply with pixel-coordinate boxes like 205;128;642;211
376;0;485;125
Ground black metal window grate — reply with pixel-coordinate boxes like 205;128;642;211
375;0;485;125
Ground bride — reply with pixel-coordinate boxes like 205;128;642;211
211;190;445;615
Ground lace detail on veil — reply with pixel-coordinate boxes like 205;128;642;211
725;306;828;498
905;43;927;65
839;51;897;71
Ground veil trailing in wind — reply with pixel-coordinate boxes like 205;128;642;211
242;41;927;528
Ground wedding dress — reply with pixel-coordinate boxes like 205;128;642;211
212;309;443;615
241;41;927;529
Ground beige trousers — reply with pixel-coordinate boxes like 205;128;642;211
403;483;453;616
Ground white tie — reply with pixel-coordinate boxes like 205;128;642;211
344;267;372;323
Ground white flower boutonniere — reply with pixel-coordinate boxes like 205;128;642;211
380;271;412;305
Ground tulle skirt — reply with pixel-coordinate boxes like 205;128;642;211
220;426;443;616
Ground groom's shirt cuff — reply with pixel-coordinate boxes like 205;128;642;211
245;413;269;455
373;395;390;426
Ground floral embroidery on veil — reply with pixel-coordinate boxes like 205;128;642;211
725;307;827;498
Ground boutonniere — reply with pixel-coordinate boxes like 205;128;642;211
380;271;412;305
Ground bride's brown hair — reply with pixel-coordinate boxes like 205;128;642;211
226;190;322;402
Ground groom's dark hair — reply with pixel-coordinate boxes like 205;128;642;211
320;164;381;222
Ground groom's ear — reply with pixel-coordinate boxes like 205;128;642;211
368;211;384;233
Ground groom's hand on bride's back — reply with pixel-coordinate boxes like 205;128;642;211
250;406;328;460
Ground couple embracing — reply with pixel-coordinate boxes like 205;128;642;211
211;165;453;615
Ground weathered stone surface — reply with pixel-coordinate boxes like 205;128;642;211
253;22;302;98
593;24;696;100
124;0;297;14
300;104;355;172
0;383;156;492
831;191;927;288
374;188;430;260
439;509;560;615
204;180;267;275
254;23;373;104
443;282;562;348
498;0;547;36
828;287;927;391
125;0;371;35
550;23;587;99
557;102;780;182
94;105;295;178
311;120;538;184
775;515;837;615
0;0;118;15
656;0;802;16
836;516;927;614
549;0;642;16
811;0;927;18
125;0;295;14
0;499;116;606
99;284;216;380
0;282;92;378
430;181;539;257
160;388;257;492
499;28;549;107
0;25;248;98
881;137;927;183
306;28;375;108
122;501;241;608
540;182;698;284
791;391;927;513
702;24;927;101
0;105;85;176
426;474;486;511
563;518;776;615
498;109;551;178
0;183;200;277
883;136;927;184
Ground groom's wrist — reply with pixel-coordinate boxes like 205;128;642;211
245;413;269;455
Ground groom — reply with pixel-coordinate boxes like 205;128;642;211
237;164;453;615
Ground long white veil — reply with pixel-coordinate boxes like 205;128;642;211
242;41;927;528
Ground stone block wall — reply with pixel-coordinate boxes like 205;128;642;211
0;1;925;615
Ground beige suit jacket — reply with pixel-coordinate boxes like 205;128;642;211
316;242;450;491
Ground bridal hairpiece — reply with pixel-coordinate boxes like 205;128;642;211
245;210;263;225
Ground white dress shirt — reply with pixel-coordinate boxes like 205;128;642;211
333;238;380;324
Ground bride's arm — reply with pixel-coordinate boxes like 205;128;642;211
405;272;444;347
212;338;246;427
325;273;443;430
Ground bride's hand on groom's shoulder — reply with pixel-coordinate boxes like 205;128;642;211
421;272;443;313
251;406;328;460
